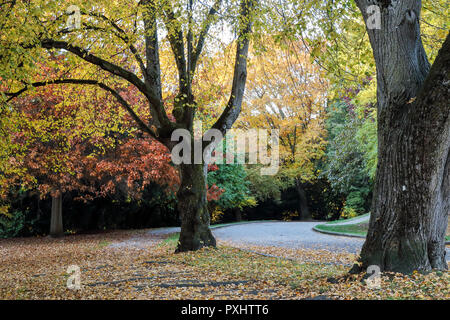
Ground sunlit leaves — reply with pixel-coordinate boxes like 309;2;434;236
240;38;328;188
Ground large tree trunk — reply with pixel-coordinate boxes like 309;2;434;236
50;194;63;237
353;0;449;273
175;163;216;252
296;179;311;220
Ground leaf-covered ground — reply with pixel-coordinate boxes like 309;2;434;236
0;229;448;300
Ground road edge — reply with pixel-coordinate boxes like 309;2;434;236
313;226;450;245
312;226;366;239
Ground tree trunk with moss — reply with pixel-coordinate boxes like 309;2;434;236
176;163;216;252
353;0;449;273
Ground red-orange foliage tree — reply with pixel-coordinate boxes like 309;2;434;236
6;68;179;236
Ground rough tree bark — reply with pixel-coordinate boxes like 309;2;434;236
352;0;449;273
175;163;216;252
50;193;63;237
295;179;311;220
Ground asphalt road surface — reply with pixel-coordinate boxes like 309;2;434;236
115;221;449;262
213;221;364;254
212;221;450;261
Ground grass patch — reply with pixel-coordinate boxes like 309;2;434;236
211;220;275;228
317;222;450;242
315;222;368;236
161;232;180;245
97;240;112;248
324;213;370;225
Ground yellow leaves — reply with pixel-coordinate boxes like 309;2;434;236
241;38;328;183
407;97;417;104
0;206;12;217
210;207;225;224
353;260;363;267
352;79;377;110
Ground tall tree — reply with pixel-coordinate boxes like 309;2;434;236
351;1;449;273
1;0;258;251
241;39;328;220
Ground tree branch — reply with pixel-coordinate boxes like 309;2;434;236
4;79;158;139
212;0;257;136
162;3;188;89
191;0;222;74
79;10;148;82
141;0;166;129
40;39;147;93
38;38;171;129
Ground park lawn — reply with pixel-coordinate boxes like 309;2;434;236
324;213;370;225
0;229;448;300
315;222;369;237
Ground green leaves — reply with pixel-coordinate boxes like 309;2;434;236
322;100;375;216
207;160;255;211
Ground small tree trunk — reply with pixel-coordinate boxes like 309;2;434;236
50;194;63;237
235;208;242;222
296;179;311;220
176;163;216;252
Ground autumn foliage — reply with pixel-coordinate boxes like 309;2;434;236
2;66;179;204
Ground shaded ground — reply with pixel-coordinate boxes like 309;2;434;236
0;230;306;299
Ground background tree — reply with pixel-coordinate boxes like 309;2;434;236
240;39;328;220
4;74;178;237
322;85;376;218
207;159;256;223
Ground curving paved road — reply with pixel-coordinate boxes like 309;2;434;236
137;221;449;261
212;221;450;261
213;221;364;254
